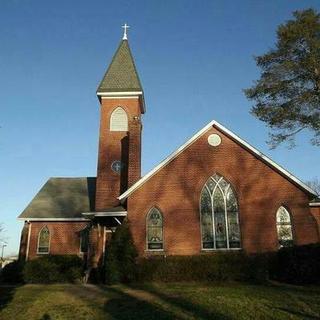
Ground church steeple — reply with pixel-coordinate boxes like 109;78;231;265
95;27;144;210
96;30;145;113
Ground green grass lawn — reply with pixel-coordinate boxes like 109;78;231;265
0;282;320;320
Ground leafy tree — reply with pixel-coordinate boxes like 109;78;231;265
306;177;320;195
245;9;320;148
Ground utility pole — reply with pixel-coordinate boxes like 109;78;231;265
1;244;7;260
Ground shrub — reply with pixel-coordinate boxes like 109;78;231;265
0;260;25;284
24;255;84;284
270;244;320;284
136;252;270;283
104;220;138;284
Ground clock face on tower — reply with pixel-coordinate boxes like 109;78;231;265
111;160;122;174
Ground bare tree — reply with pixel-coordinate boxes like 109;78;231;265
306;178;320;196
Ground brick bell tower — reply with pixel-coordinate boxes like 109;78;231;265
95;25;145;211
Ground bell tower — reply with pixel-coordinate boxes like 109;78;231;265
95;26;145;210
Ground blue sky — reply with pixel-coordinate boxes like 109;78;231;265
1;0;319;256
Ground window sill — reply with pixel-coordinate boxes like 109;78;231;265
37;252;49;255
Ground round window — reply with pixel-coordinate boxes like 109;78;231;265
208;134;222;147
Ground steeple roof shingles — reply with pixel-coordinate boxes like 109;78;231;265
97;40;143;93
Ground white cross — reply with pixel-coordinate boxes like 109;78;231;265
122;23;130;40
114;163;121;172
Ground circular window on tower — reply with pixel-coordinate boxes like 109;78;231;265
208;134;222;147
111;160;123;174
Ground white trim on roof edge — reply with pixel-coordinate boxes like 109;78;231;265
18;218;90;221
82;211;127;217
97;91;146;113
97;91;143;96
118;120;317;201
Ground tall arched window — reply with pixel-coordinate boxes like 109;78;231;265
110;107;128;131
146;207;163;250
200;173;241;249
37;226;50;254
276;206;293;248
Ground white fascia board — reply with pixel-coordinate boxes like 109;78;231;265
97;91;143;96
101;96;139;99
17;217;90;221
118;119;317;201
309;202;320;207
97;91;146;113
82;211;127;217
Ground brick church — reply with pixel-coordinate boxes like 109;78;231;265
19;27;320;270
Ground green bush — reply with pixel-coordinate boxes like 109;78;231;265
270;243;320;284
24;255;84;284
136;252;270;283
104;220;138;284
0;260;25;284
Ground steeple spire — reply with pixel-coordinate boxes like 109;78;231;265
96;28;145;113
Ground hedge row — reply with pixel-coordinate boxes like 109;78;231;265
1;244;320;285
136;252;270;283
0;255;84;284
135;244;320;284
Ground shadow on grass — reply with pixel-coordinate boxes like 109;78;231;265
100;285;232;320
0;285;18;312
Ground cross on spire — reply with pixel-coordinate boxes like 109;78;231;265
122;23;130;40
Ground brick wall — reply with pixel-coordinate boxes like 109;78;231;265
26;221;89;260
310;207;320;235
127;125;320;255
95;97;142;210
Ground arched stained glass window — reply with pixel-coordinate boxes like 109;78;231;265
200;173;241;249
110;107;128;131
146;207;163;250
37;226;50;254
276;206;294;248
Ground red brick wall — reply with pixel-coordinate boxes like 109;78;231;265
127;125;319;255
310;207;320;235
95;97;142;210
26;222;89;260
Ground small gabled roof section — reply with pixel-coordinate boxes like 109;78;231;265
18;177;96;220
119;120;318;201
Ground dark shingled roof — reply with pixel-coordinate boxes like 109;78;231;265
18;177;96;219
97;39;143;93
